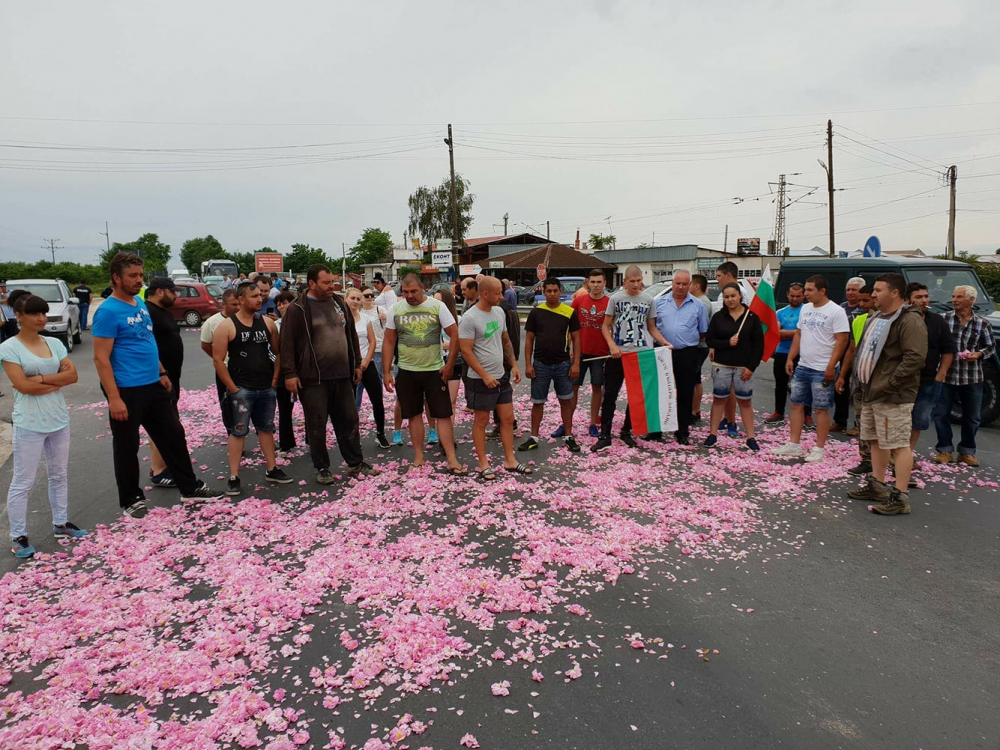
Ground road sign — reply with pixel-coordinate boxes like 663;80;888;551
411;237;421;249
459;264;482;276
255;252;283;273
536;264;547;281
863;236;881;258
431;251;452;269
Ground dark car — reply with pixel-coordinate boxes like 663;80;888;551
775;257;1000;424
521;276;588;306
171;282;224;327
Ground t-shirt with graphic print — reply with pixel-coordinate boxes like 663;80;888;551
458;304;507;379
572;293;610;356
92;296;160;387
386;296;457;372
605;290;656;350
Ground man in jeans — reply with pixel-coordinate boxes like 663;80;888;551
846;273;927;515
72;279;92;331
765;282;804;424
906;283;955;468
212;281;292;495
933;285;996;467
92;253;219;518
522;277;582;453
563;268;610;439
773;275;850;463
200;289;240;433
280;264;378;484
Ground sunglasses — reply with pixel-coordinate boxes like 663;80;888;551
362;293;374;299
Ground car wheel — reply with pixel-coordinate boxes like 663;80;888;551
72;324;82;345
60;333;73;353
950;360;1000;425
184;311;202;327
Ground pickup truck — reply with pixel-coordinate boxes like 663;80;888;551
774;257;1000;424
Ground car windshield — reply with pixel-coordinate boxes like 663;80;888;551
903;267;993;311
9;283;64;303
206;284;223;298
644;282;670;298
561;279;585;294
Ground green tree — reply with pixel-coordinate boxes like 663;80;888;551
346;228;393;273
285;243;333;274
100;233;172;274
587;233;616;250
179;235;226;275
227;251;257;276
407;174;474;247
397;265;421;280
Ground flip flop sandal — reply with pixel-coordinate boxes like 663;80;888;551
441;465;469;476
476;468;498;482
504;463;534;475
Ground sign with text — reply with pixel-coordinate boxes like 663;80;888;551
459;264;482;276
489;260;505;269
431;251;453;269
255;252;284;273
736;238;760;256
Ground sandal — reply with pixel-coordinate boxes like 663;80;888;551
441;465;469;476
504;463;534;475
476;468;497;482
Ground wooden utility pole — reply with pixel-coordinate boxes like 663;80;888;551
946;165;957;259
445;124;459;251
826;120;835;257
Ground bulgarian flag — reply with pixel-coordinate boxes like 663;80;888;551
748;265;780;362
622;347;678;434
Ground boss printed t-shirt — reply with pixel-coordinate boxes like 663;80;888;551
387;296;456;372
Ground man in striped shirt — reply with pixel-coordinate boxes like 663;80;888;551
932;285;996;466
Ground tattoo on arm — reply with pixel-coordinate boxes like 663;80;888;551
501;332;516;368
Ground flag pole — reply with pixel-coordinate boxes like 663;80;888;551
582;346;663;363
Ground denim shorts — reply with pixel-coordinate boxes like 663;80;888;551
711;364;755;400
530;360;574;403
790;366;835;410
911;380;943;431
228;386;277;437
573;355;606;387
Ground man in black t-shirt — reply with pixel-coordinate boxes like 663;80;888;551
145;277;185;488
906;283;956;460
73;279;93;330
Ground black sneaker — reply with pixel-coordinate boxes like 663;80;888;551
149;470;177;489
703;434;718;448
316;468;336;485
376;432;391;449
675;433;690;446
690;413;702;425
182;481;223;501
591;436;612;453
564;436;581;453
644;432;665;443
620;431;637;449
265;467;293;484
848;460;873;476
123;500;149;519
486;426;501;440
518;437;539;452
745;437;760;452
226;476;242;496
348;462;380;478
53;522;88;539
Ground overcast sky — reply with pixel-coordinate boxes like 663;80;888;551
2;0;999;267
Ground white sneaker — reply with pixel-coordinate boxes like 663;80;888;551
804;446;825;463
772;442;804;457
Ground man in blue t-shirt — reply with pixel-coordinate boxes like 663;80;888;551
765;283;805;423
93;252;219;518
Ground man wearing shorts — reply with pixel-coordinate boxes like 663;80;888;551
846;274;927;515
521;277;582;453
459;277;528;479
200;288;240;434
906;283;955;464
383;273;466;473
773;275;850;462
212;281;293;495
563;268;610;439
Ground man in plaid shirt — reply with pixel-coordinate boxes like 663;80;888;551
932;285;996;466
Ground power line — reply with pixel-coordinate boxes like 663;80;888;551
42;238;63;262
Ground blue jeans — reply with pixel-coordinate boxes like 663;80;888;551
933;382;983;456
7;425;70;538
227;387;277;438
78;302;90;330
911;381;943;432
530;360;574;403
790;366;835;410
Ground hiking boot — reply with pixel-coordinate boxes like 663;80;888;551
348;462;380;478
620;431;637;449
123;500;149;519
550;424;566;438
933;452;952;464
316;468;336;485
848;476;889;501
848;460;873;476
772;442;804;457
564;435;581;453
375;432;390;449
764;412;784;424
956;454;980;467
845;426;860;437
745;437;760;452
265;467;293;484
149;470;177;489
871;487;911;515
591;436;612;453
11;536;35;558
588;424;600;438
703;434;718;448
53;522;89;540
226;476;242;496
830;423;845;433
518;437;539;452
804;446;825;463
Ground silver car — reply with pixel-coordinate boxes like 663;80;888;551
6;278;83;352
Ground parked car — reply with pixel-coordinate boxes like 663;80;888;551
428;282;455;296
775;257;1000;424
6;279;82;352
171;282;224;327
521;276;588;306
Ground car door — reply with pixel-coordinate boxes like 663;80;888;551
171;284;193;321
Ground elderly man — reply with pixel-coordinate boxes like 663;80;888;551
502;278;518;308
649;270;706;444
833;276;868;431
932;285;996;467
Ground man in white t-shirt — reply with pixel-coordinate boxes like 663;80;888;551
372;275;397;311
773;275;850;462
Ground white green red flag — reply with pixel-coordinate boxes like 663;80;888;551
622;347;678;434
748;265;780;362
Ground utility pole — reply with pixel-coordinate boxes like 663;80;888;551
772;174;787;256
826;119;835;257
99;221;111;253
723;224;729;254
503;212;509;236
444;124;460;251
342;242;347;289
946;165;957;260
546;220;550;240
42;238;63;263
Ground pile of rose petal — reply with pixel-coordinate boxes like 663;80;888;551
4;387;986;749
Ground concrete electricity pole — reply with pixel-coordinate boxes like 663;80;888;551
99;221;111;253
818;120;835;257
444;124;459;251
42;238;63;263
946;165;957;260
503;212;509;235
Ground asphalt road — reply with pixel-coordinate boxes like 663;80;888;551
1;330;998;749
